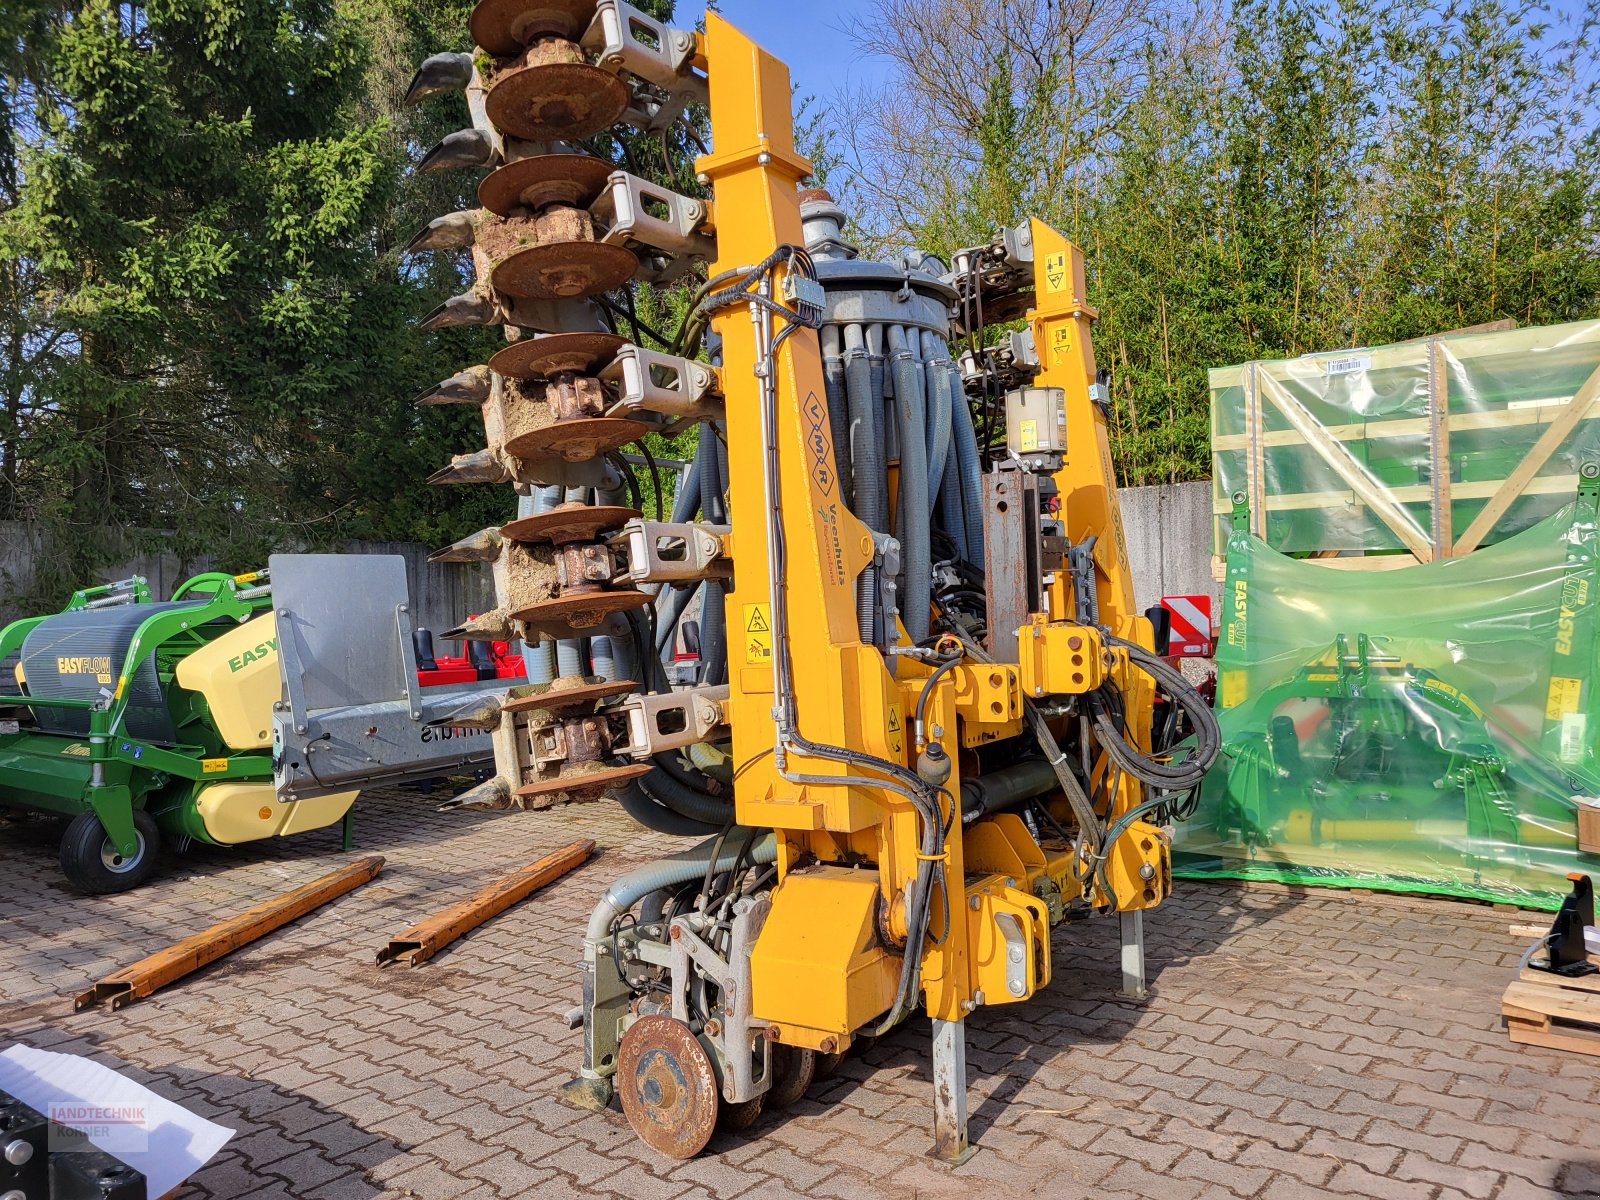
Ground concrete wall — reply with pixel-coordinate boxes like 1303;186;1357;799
0;480;1215;641
1118;481;1217;614
0;523;494;637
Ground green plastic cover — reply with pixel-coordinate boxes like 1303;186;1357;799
1211;319;1600;560
1174;484;1600;911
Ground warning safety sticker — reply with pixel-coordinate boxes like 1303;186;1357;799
743;603;772;666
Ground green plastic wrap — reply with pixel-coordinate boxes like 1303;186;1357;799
1174;481;1600;910
1211;319;1600;560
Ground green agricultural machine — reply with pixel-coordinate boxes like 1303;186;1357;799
0;570;297;892
0;557;506;894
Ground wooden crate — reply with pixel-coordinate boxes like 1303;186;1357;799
1502;958;1600;1057
1210;319;1600;563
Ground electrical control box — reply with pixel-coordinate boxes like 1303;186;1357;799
1004;386;1067;472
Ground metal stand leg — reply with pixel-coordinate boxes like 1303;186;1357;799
930;1017;976;1164
341;809;355;853
1120;909;1148;999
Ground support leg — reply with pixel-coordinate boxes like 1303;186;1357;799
930;1017;975;1164
342;808;355;853
1120;909;1148;999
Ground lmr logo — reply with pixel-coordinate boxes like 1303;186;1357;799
48;1101;150;1154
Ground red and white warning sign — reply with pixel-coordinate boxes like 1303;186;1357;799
1161;594;1214;657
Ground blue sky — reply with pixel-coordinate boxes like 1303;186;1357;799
675;1;888;103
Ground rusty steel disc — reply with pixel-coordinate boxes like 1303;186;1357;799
617;1015;721;1160
489;331;625;380
504;416;651;463
501;502;639;545
485;60;630;142
511;589;651;638
501;677;637;715
490;239;638;301
470;0;597;56
479;152;614;218
514;761;651;803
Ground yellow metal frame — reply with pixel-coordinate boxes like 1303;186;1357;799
689;13;1169;1160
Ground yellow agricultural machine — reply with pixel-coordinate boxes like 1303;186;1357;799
402;1;1218;1161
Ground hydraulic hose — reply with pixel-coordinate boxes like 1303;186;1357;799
639;767;736;827
822;324;852;500
585;828;777;942
887;324;931;642
844;324;883;644
950;375;986;562
937;441;969;562
959;633;1105;850
921;330;954;508
617;781;723;838
698;420;727;525
1089;633;1221;790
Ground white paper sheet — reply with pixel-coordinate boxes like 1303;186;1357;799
0;1043;234;1199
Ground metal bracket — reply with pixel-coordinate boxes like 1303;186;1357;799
601;345;724;427
668;895;771;1104
1120;909;1148;999
616;684;729;756
276;606;312;736
393;604;422;720
582;0;708;133
611;519;731;584
593;171;716;281
1230;489;1252;533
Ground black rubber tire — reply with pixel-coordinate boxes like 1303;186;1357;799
59;809;160;895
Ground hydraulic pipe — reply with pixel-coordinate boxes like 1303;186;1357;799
959;759;1058;822
640;766;734;827
843;323;882;645
922;331;953;508
616;781;725;839
887;324;932;642
949;369;986;562
821;324;852;501
585;829;777;942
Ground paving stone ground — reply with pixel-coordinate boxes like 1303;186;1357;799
1;787;1595;1200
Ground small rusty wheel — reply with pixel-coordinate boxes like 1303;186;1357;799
616;1015;720;1160
500;502;639;546
479;152;614;218
470;0;598;57
488;331;626;380
500;677;638;714
513;761;652;805
486;61;630;142
490;239;638;301
511;589;651;639
717;1093;764;1132
765;1045;816;1110
814;1050;845;1081
504;416;652;463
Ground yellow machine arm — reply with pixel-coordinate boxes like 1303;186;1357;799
401;2;1219;1164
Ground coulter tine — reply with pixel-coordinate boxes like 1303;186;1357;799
417;128;496;174
414;365;492;407
443;609;518;642
427;693;505;731
404;210;476;254
404;52;474;105
429;527;503;563
437;775;514;812
420;291;499;330
427;449;510;485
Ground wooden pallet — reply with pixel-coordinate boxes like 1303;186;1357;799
1502;957;1600;1057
